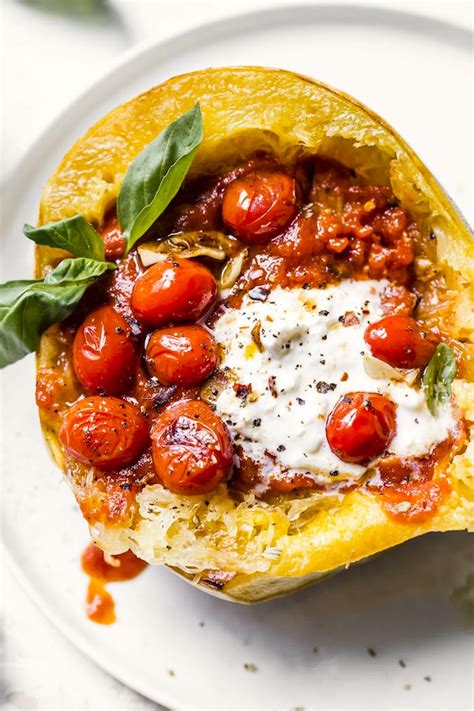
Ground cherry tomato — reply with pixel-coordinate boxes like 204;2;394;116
151;400;233;494
326;392;397;464
99;214;126;261
73;306;136;395
59;396;148;470
365;315;439;369
131;259;217;328
222;171;299;244
146;325;218;386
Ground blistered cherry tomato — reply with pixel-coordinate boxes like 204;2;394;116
151;400;232;494
99;214;126;261
222;171;299;244
131;259;217;328
59;396;148;470
365;315;439;369
146;325;217;386
326;392;397;464
73;306;136;395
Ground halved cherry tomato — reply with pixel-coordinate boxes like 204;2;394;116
146;325;218;386
131;259;217;328
326;392;397;464
364;315;439;369
222;171;299;244
59;396;148;470
99;214;126;261
73;305;136;395
150;400;233;494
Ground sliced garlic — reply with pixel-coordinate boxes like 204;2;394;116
137;231;248;290
363;354;419;385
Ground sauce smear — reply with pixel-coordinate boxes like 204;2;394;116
86;580;116;625
81;542;148;624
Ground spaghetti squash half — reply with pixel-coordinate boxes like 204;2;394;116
34;68;473;602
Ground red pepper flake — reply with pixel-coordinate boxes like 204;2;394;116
233;383;252;400
339;311;360;327
268;376;278;398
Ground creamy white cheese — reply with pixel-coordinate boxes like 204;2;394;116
212;281;454;486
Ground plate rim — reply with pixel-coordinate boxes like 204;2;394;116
2;4;473;708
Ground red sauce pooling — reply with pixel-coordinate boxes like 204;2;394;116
81;542;148;624
85;580;116;625
376;477;451;524
231;159;416;295
368;428;465;523
36;368;67;411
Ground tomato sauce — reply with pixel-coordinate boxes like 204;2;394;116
49;152;460;526
36;368;67;411
81;542;148;624
368;426;465;523
187;158;417;296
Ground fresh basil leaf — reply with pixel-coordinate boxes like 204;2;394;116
0;258;114;368
43;257;113;284
118;103;203;252
0;280;38;308
24;215;105;261
422;343;457;416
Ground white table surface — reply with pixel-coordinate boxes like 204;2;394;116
1;1;472;709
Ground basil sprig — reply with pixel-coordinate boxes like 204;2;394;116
422;343;457;416
118;103;203;252
1;104;203;368
24;215;105;261
0;259;115;368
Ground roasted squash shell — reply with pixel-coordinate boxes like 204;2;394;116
36;68;474;603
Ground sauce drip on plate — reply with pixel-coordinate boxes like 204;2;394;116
81;542;148;624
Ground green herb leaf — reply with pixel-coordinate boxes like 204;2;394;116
24;215;105;261
118;103;203;252
0;258;114;368
422;343;457;416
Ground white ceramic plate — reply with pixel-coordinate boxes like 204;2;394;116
1;6;473;710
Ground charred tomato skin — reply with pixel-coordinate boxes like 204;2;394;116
151;400;233;495
59;396;148;470
131;259;217;328
73;305;136;395
364;315;439;369
326;391;397;464
146;324;218;386
222;171;299;244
